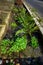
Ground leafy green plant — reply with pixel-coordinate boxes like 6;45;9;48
1;46;6;54
16;7;38;35
1;39;14;54
12;4;39;36
12;6;19;13
31;36;39;48
1;39;10;46
10;22;17;29
1;36;27;55
18;6;26;16
8;36;27;54
1;39;10;54
17;14;38;35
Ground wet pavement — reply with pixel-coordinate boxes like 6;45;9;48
26;0;43;17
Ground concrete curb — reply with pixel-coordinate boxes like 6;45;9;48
0;4;14;41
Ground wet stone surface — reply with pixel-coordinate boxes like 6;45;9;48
0;1;13;11
21;46;42;58
34;47;42;57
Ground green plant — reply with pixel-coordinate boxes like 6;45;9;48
13;7;19;13
1;36;27;55
18;6;26;16
31;36;39;48
1;46;6;54
10;22;17;29
8;36;27;54
12;4;39;36
1;39;10;54
17;7;38;35
17;14;38;35
1;39;14;54
13;6;38;34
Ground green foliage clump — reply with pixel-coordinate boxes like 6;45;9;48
12;6;19;13
10;22;17;29
12;5;39;36
31;36;39;48
18;6;26;16
1;47;6;54
12;6;38;35
13;6;39;35
17;13;38;35
1;39;10;46
1;39;10;54
1;36;27;55
8;36;27;54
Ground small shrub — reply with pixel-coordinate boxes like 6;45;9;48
31;36;39;48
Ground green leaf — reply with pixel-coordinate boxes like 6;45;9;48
15;29;25;36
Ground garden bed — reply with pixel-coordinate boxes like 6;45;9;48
0;3;43;59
